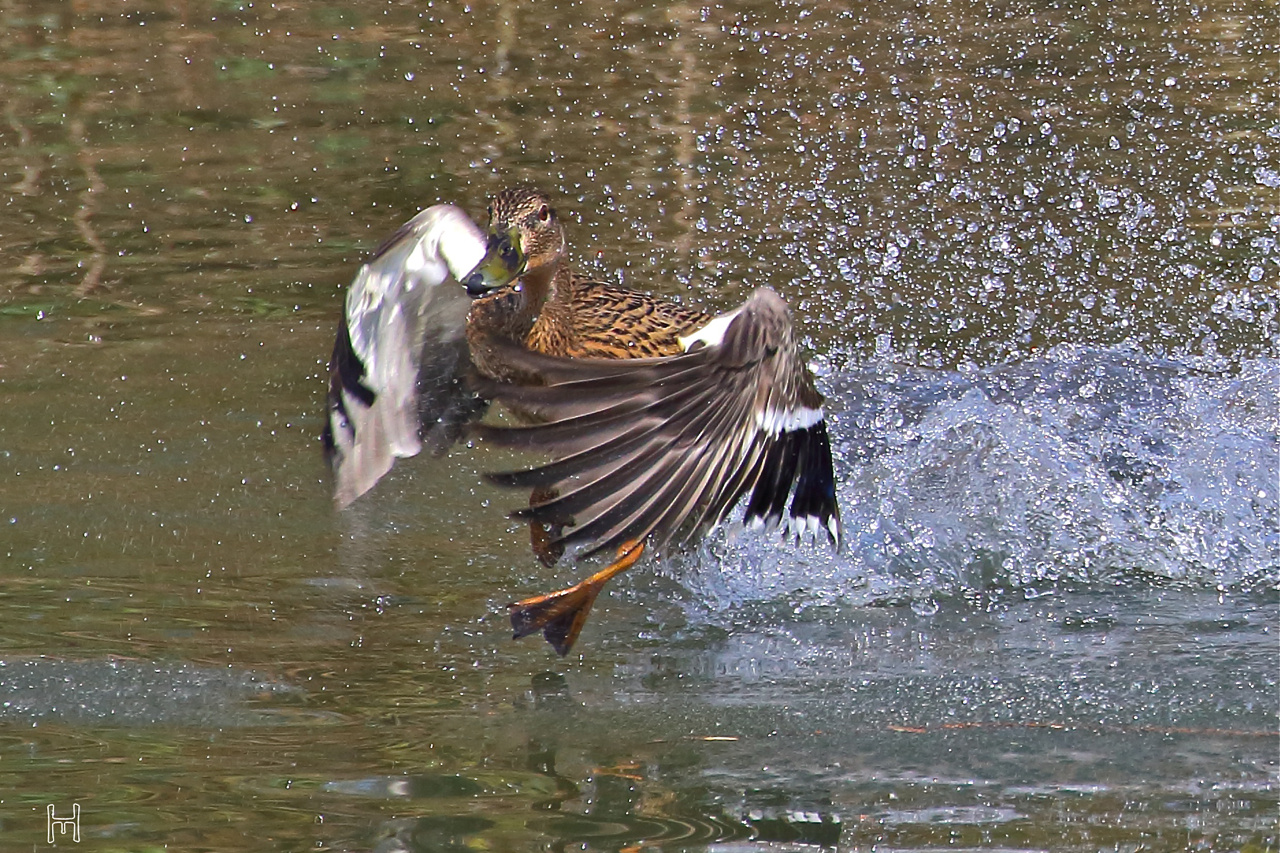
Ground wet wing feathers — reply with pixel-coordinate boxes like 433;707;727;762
476;287;842;557
515;380;753;525
526;389;756;558
324;204;487;508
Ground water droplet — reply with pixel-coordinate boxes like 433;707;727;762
911;598;939;616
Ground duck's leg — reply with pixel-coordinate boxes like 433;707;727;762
509;540;645;656
528;486;565;567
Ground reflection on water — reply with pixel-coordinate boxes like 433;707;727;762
0;0;1275;850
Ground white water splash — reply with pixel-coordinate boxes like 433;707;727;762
677;347;1278;612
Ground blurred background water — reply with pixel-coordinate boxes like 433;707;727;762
0;0;1275;850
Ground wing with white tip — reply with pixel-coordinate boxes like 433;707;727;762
323;204;487;508
473;287;843;557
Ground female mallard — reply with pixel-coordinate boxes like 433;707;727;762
325;186;841;655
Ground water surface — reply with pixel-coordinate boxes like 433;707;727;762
0;0;1276;850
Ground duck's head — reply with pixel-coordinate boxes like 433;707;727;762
462;186;566;298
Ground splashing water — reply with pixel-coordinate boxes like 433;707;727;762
676;347;1278;616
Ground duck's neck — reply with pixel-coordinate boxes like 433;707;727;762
527;265;577;355
467;259;570;346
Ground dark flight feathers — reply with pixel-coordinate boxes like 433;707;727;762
473;288;842;561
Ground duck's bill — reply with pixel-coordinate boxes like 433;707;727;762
462;230;525;296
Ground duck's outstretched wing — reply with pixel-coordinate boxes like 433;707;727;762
324;204;487;508
472;287;842;558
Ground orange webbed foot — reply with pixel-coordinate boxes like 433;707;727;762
508;540;645;655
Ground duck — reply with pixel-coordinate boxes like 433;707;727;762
324;186;841;655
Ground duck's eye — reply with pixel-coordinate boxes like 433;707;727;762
538;204;551;222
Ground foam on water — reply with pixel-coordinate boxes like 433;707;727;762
675;346;1278;613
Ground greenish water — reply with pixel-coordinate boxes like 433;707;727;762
0;1;1276;850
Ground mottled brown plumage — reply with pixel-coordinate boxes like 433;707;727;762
465;186;710;371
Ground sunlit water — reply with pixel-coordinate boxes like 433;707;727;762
681;347;1277;608
0;0;1276;851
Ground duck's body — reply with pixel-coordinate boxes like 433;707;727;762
467;272;709;374
325;186;841;655
462;187;710;372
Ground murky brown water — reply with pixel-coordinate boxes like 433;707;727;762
1;1;1276;850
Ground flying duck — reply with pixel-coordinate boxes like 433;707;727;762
325;186;841;654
